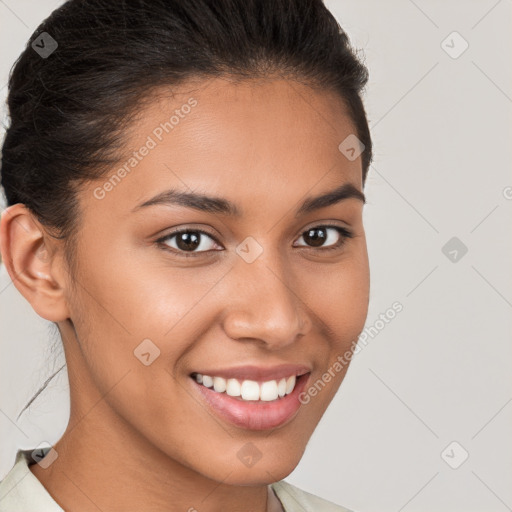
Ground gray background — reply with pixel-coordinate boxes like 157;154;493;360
1;1;511;511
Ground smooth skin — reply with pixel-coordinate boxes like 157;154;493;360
0;76;370;512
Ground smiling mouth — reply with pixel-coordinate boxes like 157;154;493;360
190;372;307;402
189;371;311;430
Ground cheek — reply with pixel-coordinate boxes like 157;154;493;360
298;248;370;396
73;232;220;338
67;239;228;411
306;252;370;346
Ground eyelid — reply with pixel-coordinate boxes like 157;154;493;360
299;220;351;234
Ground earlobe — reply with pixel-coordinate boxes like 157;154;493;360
0;203;70;322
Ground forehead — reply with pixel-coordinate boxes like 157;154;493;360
82;77;363;219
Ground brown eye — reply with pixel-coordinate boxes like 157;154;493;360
295;225;353;250
157;229;220;257
303;227;328;247
174;231;201;251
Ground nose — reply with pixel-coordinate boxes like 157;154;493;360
221;250;312;350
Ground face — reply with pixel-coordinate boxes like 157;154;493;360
31;77;370;485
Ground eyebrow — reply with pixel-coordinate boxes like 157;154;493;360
132;182;366;217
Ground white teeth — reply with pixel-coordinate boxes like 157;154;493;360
213;376;227;393
285;375;296;394
241;380;260;400
226;378;241;397
202;375;213;388
277;378;287;397
193;373;301;401
260;380;279;401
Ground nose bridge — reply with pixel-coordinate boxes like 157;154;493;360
221;243;311;347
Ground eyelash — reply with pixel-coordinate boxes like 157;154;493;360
155;223;354;259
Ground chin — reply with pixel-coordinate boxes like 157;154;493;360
209;446;304;486
216;465;297;487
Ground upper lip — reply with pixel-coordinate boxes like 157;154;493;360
191;364;311;382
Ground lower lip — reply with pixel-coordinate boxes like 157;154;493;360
191;374;310;431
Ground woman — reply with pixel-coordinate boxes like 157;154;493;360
0;0;373;510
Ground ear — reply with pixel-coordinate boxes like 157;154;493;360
0;204;71;322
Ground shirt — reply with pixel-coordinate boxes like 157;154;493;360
0;448;354;512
